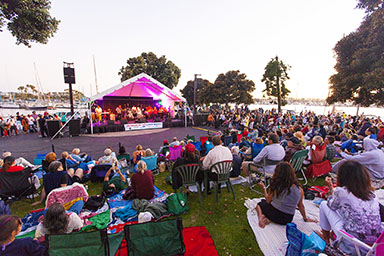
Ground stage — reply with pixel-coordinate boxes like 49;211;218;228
87;118;185;134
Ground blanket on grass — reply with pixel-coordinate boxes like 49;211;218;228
188;175;247;192
245;189;384;256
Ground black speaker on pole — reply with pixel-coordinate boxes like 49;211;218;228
47;120;61;138
69;119;81;136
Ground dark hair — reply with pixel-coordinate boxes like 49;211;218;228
268;133;279;144
269;162;300;198
326;136;335;144
0;215;22;243
337;160;374;201
43;203;69;234
48;161;63;173
2;156;15;172
212;136;222;146
184;150;196;162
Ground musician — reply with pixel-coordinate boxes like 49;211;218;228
95;105;102;121
115;105;122;120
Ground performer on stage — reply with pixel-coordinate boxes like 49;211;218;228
95;105;102;121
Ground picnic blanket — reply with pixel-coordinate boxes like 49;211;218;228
245;189;384;256
188;175;247;192
45;183;89;210
183;226;218;256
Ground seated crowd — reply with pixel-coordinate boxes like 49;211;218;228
1;106;384;255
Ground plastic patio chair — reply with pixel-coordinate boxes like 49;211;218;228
46;228;122;256
337;229;384;256
205;160;235;202
289;149;309;185
248;157;281;194
142;154;159;175
124;218;185;256
174;164;202;204
169;145;182;162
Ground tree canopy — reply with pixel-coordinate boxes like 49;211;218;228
200;70;255;105
118;52;181;89
327;2;384;107
261;56;291;108
0;0;60;47
180;78;213;106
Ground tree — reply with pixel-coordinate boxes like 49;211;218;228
327;3;384;107
0;0;60;47
180;79;213;105
202;70;255;104
261;56;291;111
118;52;181;89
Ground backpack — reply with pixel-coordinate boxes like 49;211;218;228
167;193;189;215
84;194;105;211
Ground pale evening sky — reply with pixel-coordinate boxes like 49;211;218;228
0;0;365;100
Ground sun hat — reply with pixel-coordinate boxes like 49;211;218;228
185;143;195;153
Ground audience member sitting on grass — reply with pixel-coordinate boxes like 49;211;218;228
98;148;118;166
172;143;202;191
32;161;73;206
158;140;169;156
256;162;317;228
201;135;214;156
169;137;180;147
61;151;80;170
303;135;326;165
201;136;232;193
144;148;154;157
42;152;57;172
132;145;145;164
131;160;155;200
1;156;40;190
2;151;34;168
319;160;382;254
0;215;46;256
34;203;83;239
71;148;89;163
324;136;337;161
103;166;126;197
333;137;384;179
230;146;242;178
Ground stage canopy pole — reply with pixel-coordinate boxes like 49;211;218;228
89;101;94;134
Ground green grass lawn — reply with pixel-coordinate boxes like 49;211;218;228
11;170;326;256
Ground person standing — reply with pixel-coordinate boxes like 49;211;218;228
37;114;48;138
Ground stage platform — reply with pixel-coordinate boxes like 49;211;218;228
87;119;185;134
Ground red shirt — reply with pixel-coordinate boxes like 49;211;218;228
0;165;24;172
131;170;154;200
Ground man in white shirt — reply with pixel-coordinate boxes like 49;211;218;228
202;136;232;193
251;133;285;175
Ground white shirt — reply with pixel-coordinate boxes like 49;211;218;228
34;212;83;239
202;145;232;172
253;143;285;174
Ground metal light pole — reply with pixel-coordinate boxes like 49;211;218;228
193;74;201;116
275;56;282;113
63;62;75;115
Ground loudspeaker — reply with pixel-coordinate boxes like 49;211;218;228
47;120;60;138
69;119;81;136
120;119;128;124
63;67;76;84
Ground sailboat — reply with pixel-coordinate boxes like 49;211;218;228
26;63;49;110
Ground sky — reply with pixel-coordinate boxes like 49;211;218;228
0;0;365;99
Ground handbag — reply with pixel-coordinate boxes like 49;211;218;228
84;194;105;211
167;193;189;215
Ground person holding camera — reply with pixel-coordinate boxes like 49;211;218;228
103;166;126;196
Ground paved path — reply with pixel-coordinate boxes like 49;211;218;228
1;126;218;163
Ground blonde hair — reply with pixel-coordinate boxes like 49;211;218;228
137;160;147;174
136;145;143;151
72;148;80;155
144;148;153;157
312;135;324;146
61;151;69;158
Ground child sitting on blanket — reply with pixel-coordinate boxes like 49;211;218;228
256;162;317;228
0;215;46;256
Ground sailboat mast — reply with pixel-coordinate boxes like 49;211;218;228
93;55;99;94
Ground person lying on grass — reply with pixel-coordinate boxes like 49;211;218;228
255;162;317;228
103;166;126;197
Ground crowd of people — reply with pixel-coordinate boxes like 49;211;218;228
1;104;384;255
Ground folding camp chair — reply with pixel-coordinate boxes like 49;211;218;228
205;160;235;202
117;154;130;172
186;135;195;142
174;164;202;204
169;145;182;162
337;229;384;256
191;141;201;152
46;228;123;256
124;218;185;256
90;165;113;182
289;149;309;185
200;136;208;145
142;154;159;175
0;167;36;203
248;158;281;194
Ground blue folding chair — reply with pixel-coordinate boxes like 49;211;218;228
191;141;201;152
142;154;159;175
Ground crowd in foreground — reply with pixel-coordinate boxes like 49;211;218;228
0;105;384;255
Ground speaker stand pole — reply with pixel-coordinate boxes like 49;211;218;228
69;83;74;116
